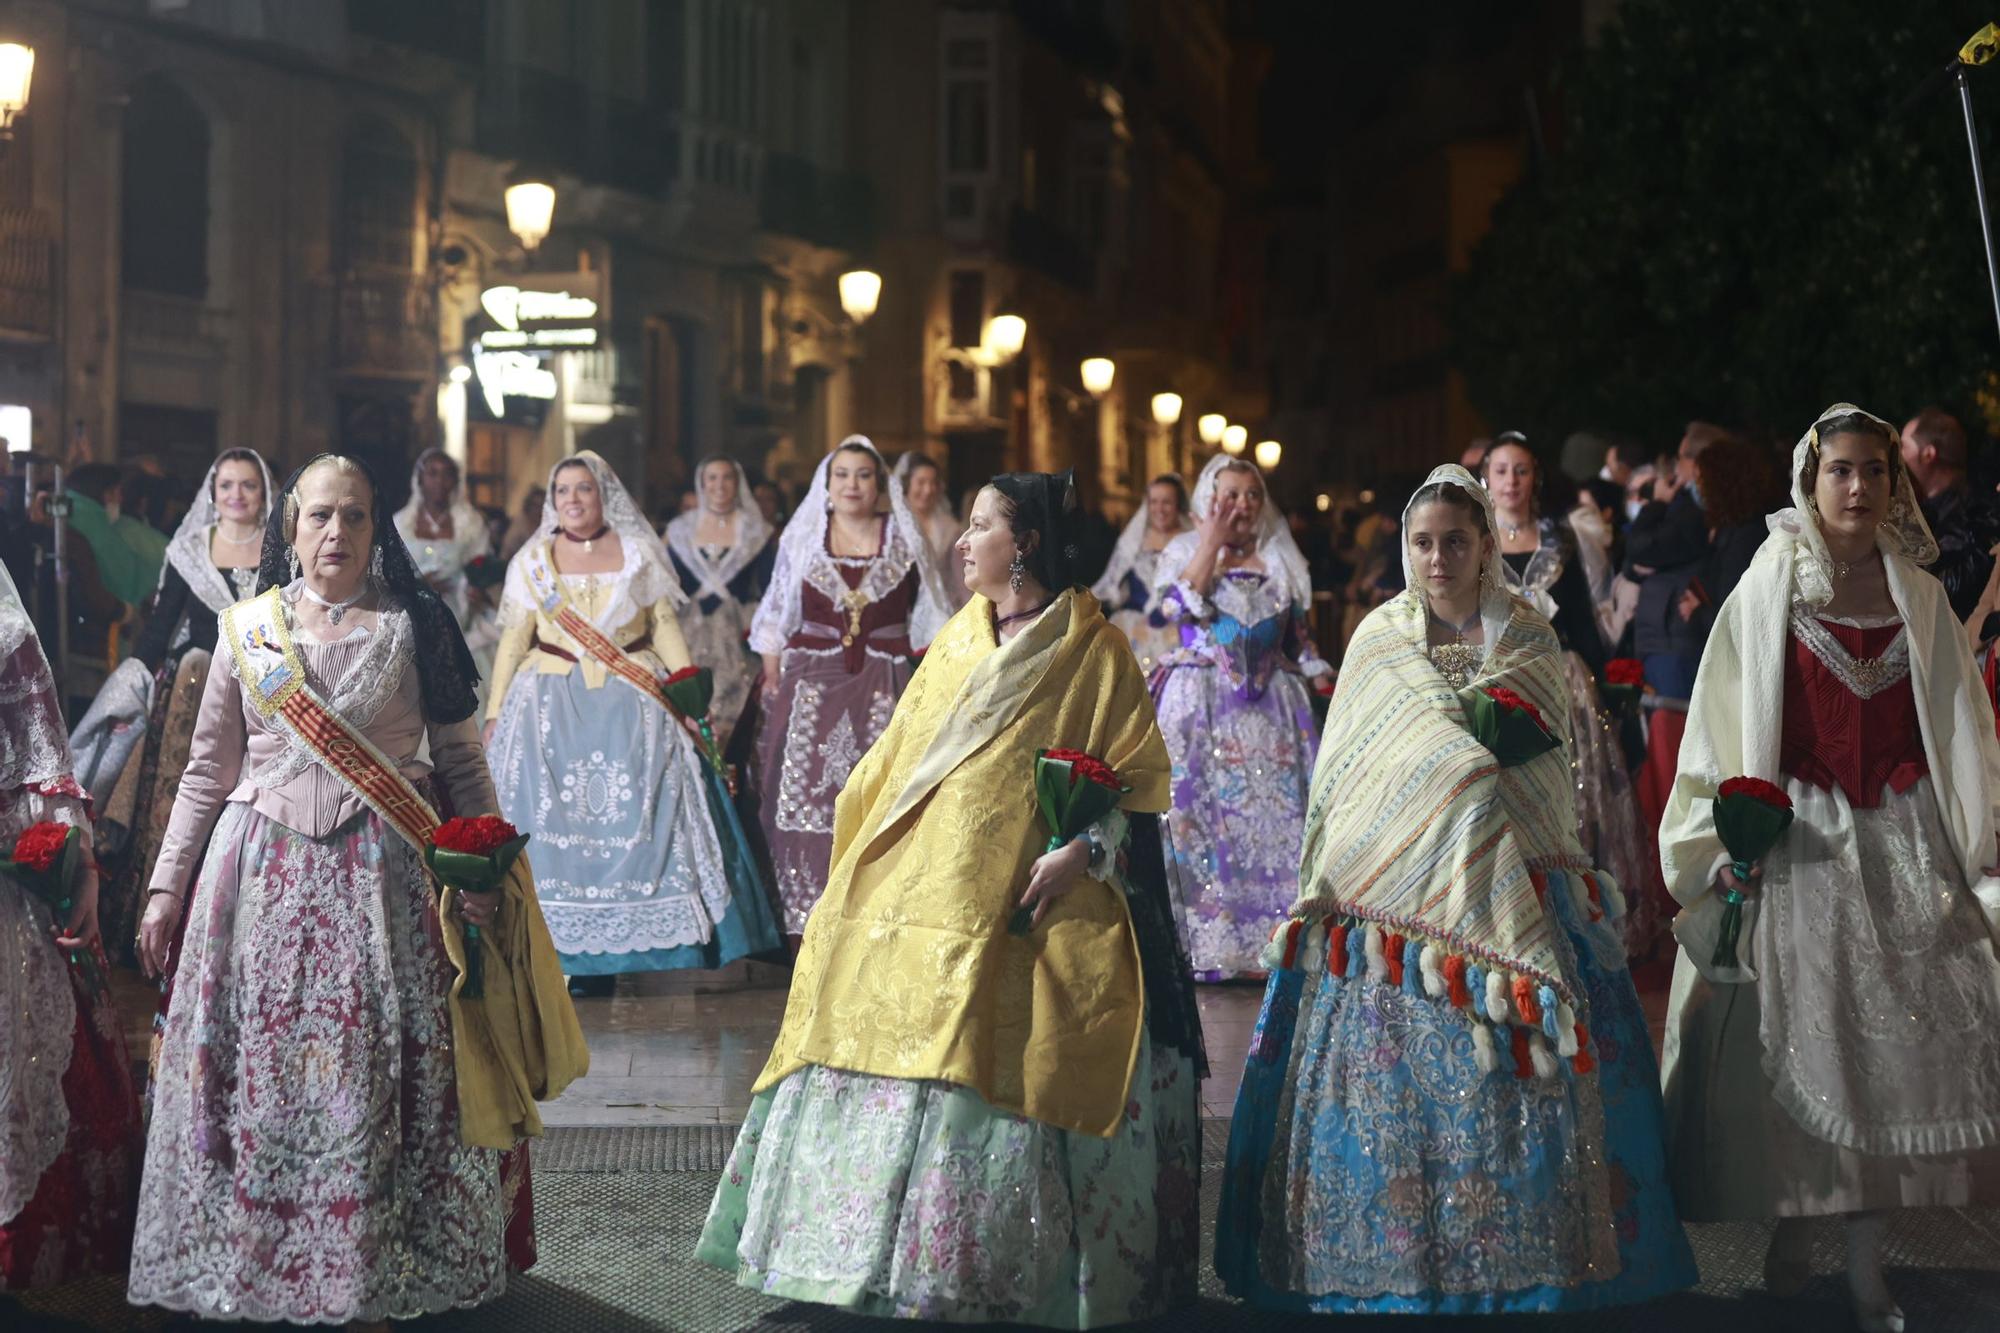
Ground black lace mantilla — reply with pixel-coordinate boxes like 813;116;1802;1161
255;454;482;725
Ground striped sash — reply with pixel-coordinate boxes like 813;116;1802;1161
521;540;690;723
221;588;441;852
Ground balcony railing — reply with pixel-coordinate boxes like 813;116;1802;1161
122;289;231;352
0;208;55;339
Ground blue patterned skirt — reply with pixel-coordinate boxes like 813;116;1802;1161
1216;878;1695;1313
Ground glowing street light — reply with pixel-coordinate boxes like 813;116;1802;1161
1254;439;1282;470
1197;413;1227;446
1221;424;1248;456
504;172;557;252
1080;357;1116;398
838;269;882;324
0;44;33;142
1150;392;1184;427
983;313;1027;362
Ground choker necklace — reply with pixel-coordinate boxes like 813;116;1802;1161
296;580;366;626
995;598;1053;631
561;524;611;554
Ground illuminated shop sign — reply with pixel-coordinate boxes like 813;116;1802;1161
478;272;605;349
472;347;557;418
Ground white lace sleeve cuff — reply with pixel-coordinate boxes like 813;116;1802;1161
1084;809;1130;886
1161;580;1209;623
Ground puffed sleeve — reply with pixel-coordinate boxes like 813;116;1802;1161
485;610;535;722
649;598;694;674
148;654;247;897
430;713;499;816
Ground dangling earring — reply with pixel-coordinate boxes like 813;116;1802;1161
1008;551;1027;593
286;548;301;583
369;545;385;581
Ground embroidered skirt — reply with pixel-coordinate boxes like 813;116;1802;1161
755;642;907;936
0;842;141;1290
695;1039;1200;1327
1150;660;1318;979
128;803;514;1322
1217;875;1695;1313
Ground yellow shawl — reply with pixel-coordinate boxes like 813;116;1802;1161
754;588;1170;1136
439;863;592;1149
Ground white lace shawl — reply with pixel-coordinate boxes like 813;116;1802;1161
230;596;417;792
662;460;774;605
499;450;686;634
0;561;77;794
394;449;493;617
748;436;952;654
161;451;277;615
1093;502;1191;603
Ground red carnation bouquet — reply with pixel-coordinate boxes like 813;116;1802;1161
1009;749;1129;937
1709;776;1795;968
1600;657;1645;712
661;666;727;774
425;815;531;999
0;821;96;983
1466;685;1560;767
463;555;506;590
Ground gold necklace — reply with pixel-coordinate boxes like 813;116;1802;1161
1426;607;1483;688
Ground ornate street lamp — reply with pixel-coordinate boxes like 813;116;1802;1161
838;269;882;324
0;45;33;145
1080;357;1116;398
504;171;556;253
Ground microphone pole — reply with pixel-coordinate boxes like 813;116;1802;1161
1950;23;2000;347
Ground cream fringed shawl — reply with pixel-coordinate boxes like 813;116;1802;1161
1280;587;1627;1075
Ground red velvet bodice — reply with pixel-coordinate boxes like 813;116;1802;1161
1779;618;1925;809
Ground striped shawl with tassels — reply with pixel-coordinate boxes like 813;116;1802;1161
1274;590;1627;1079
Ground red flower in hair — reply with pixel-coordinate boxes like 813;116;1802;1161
1041;749;1122;791
11;822;70;873
1481;686;1546;731
433;815;522;857
1718;776;1792;810
1605;658;1645;688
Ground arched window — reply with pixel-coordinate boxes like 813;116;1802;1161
120;76;209;298
339;116;418;271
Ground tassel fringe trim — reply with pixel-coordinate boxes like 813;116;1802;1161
1259;905;1600;1081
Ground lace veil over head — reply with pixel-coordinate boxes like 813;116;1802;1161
1399;463;1518;647
663;457;774;603
749;435;952;654
1763;403;1940;609
394;448;486;548
163;449;277;614
1093;474;1191;603
1161;454;1312;603
500;450;688;632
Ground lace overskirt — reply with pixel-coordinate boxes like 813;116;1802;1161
128;803;507;1322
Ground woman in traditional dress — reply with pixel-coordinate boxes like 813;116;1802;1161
1484;434;1657;953
129;454;577;1326
1149;455;1327;980
664;455;776;752
748;436;951;941
1092;473;1192;671
894;451;967;611
0;561;142;1291
1660;406;2000;1333
69;449;274;963
1218;465;1695;1314
395;448;498;696
488;452;777;993
698;471;1206;1325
